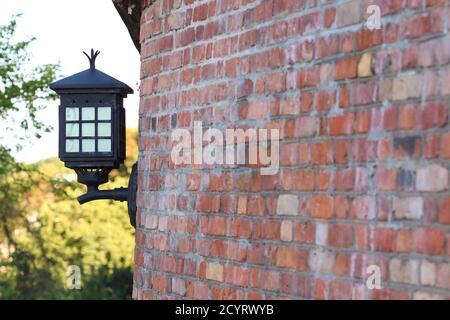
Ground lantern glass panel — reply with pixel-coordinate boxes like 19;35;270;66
66;139;79;152
82;139;95;152
66;108;79;121
98;107;111;120
66;123;79;137
98;123;111;137
98;139;111;152
82;107;95;121
82;123;95;137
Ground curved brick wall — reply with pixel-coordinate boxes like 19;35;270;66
133;0;450;299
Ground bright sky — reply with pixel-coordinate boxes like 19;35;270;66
0;0;140;163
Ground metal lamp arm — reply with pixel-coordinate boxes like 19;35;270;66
74;163;138;228
77;187;128;204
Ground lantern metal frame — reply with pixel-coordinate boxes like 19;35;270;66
50;49;137;228
58;91;125;167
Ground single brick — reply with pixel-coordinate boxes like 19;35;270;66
329;113;354;136
310;196;334;219
420;260;436;286
308;248;335;273
327;224;353;248
280;220;293;241
315;222;328;245
414;227;445;255
334;56;358;80
389;258;419;285
416;164;448;191
392;75;421;101
374;227;397;252
206;263;224;282
280;95;299;115
376;167;398;191
439;197;450;224
295;116;319;137
358;52;373;77
396;229;413;252
393;197;424;220
350;196;376;220
399;105;415;129
413;292;444;300
260;270;280;291
171;278;186;296
337;0;361;27
294;221;315;244
275;247;308;270
167;12;185;30
435;263;450;290
237;196;247;214
277;194;299;215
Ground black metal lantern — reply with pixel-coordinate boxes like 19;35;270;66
50;49;137;227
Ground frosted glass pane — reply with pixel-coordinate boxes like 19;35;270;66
82;123;95;137
66;139;79;152
66;123;79;137
82;139;95;152
97;123;111;137
98;139;111;152
82;107;95;120
66;108;79;121
98;107;111;120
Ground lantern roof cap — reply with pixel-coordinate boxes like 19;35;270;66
50;49;133;94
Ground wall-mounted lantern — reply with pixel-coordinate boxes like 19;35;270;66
50;49;137;227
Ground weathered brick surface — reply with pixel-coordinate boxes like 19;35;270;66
134;0;450;300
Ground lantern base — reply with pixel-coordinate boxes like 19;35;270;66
75;163;137;228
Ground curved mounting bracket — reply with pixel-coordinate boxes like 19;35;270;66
127;163;137;228
76;162;137;228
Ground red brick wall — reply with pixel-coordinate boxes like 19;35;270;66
134;0;450;300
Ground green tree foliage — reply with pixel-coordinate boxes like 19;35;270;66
0;14;58;147
0;15;136;299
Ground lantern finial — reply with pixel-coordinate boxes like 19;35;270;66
83;49;100;70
